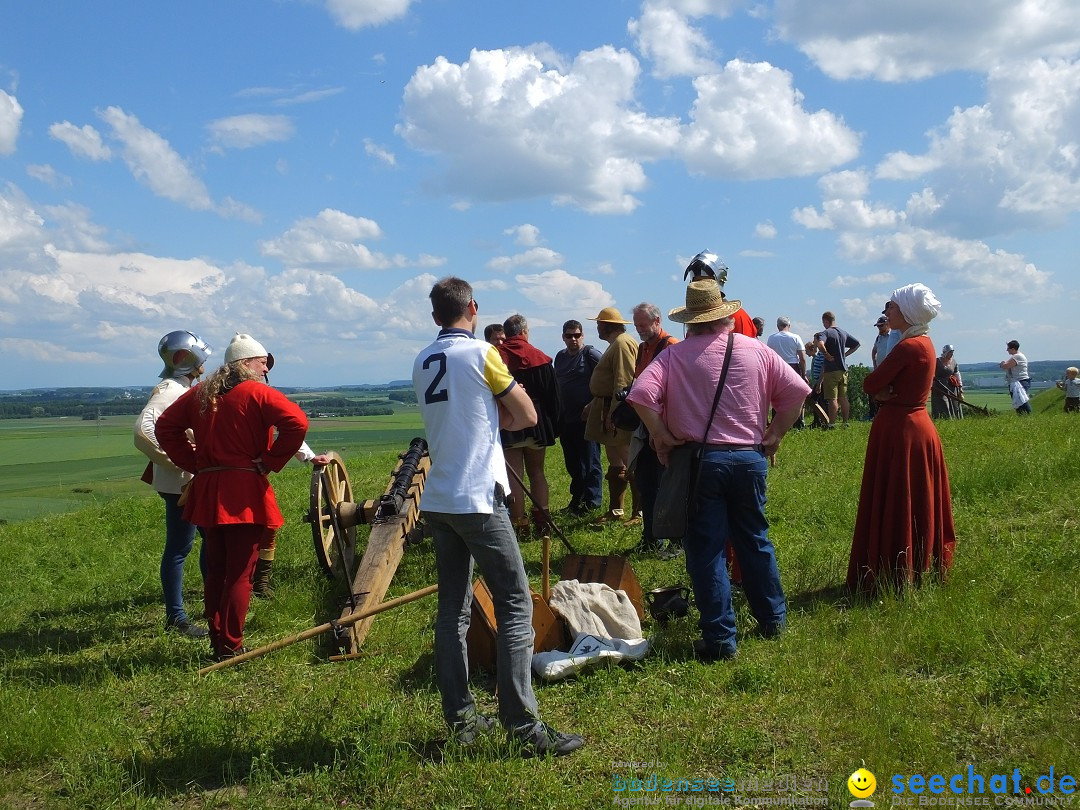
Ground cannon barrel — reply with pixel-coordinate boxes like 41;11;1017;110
375;437;428;521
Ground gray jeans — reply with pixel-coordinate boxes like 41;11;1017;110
423;506;540;731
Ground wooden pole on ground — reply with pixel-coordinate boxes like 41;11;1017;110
197;584;438;676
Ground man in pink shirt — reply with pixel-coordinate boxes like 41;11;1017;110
627;279;808;661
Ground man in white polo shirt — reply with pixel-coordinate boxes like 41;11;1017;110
413;276;584;757
766;316;806;428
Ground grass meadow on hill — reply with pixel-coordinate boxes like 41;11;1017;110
1;391;1078;808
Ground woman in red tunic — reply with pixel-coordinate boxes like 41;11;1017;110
847;284;956;594
156;334;308;660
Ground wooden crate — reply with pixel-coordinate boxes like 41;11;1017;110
560;553;645;620
466;578;566;673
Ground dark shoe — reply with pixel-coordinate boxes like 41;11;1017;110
165;618;209;639
511;722;585;758
450;712;496;746
560;501;583;514
754;622;785;639
693;638;736;662
252;558;274;599
213;646;248;663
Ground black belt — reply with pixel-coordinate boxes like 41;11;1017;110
704;443;761;452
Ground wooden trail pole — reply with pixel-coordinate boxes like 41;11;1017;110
197;584;438;676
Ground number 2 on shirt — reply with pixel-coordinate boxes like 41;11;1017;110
423;353;449;404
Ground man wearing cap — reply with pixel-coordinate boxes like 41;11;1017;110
135;330;213;640
627;280;809;661
868;315;891;419
155;333;310;662
766;317;806;428
585;306;639;522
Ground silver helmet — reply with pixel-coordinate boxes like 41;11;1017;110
684;250;728;286
157;330;213;379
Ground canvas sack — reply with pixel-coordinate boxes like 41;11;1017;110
653;442;702;540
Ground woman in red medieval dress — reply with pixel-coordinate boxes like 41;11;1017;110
847;283;956;594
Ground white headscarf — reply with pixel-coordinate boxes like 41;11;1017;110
891;283;941;338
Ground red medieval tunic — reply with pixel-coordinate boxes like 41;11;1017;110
498;335;561;448
155;380;308;529
847;335;956;593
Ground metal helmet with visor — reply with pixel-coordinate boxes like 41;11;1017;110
683;250;729;286
157;330;212;380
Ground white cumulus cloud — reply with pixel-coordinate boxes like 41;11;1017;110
0;91;24;155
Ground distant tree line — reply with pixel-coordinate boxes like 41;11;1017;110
0;399;144;420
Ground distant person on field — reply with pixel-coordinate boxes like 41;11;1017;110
412;276;584;756
1000;340;1032;415
868;315;891;419
814;311;861;426
805;340;828;426
483;324;505;347
552;320;603;515
155;333;310;662
1056;367;1080;413
497;314;562;538
848;284;956;594
134;330;212;641
766;316;806;429
752;317;766;339
931;344;962;420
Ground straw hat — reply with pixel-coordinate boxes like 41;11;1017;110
668;280;742;325
586;307;631;324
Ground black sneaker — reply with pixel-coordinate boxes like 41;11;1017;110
693;638;736;662
165;618;209;640
511;722;585;758
450;712;496;746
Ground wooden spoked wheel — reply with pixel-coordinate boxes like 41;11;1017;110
308;451;357;580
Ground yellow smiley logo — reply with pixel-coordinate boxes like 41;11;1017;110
847;768;877;798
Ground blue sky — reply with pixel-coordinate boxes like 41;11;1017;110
1;0;1077;389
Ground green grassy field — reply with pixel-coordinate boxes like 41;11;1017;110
0;412;425;524
0;388;1077;808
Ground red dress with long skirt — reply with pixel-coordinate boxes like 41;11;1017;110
847;335;956;592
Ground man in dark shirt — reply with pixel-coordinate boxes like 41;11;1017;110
814;311;861;426
553;319;603;514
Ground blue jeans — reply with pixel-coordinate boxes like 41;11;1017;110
160;492;206;624
682;448;786;654
558;420;602;508
424;506;541;731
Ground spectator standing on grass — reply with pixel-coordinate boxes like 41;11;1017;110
848;284;956;594
1057;367;1080;413
766;317;806;429
412;276;583;756
134;330;213;640
627;280;808;661
931;344;961;420
815;312;861;426
155;333;309;662
497;314;562;539
584;306;638;523
1000;340;1032;416
628;301;678;555
868;315;891;419
553;320;603;514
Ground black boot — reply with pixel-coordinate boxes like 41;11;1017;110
252;558;274;599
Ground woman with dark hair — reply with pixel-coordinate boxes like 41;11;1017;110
847;284;956;594
155;333;309;660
